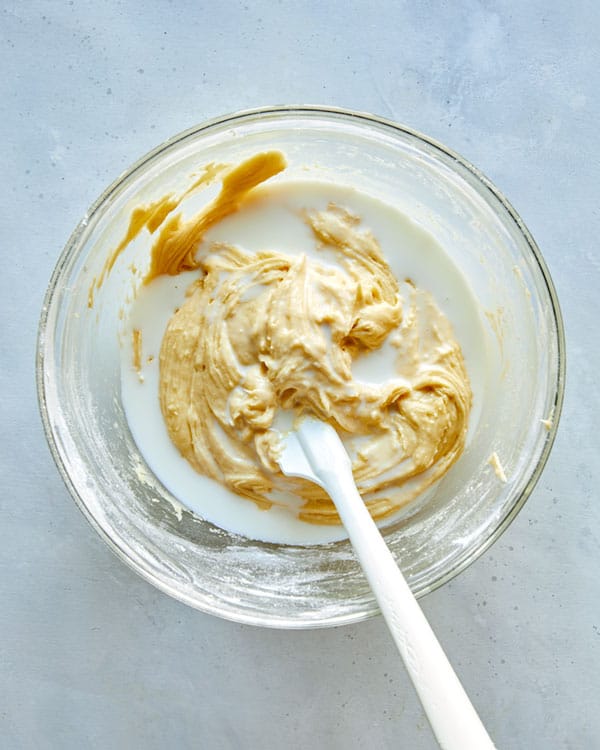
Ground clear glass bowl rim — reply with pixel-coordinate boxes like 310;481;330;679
36;105;566;628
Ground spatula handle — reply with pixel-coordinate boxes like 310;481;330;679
313;455;496;749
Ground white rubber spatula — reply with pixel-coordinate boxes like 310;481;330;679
278;417;496;750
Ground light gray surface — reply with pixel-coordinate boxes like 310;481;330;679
1;1;598;748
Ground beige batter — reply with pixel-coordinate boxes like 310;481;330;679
111;151;473;525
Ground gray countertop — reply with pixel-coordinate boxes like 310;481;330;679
2;2;598;748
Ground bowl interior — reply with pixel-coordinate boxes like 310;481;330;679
39;108;563;627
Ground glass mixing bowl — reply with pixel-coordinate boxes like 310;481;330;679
37;106;564;628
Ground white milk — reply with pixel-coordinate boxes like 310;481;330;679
120;180;488;545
